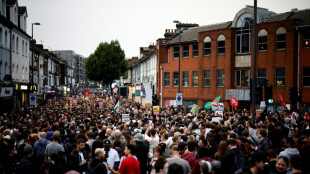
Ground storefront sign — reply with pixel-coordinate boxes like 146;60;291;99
20;85;28;90
225;89;250;101
0;87;13;97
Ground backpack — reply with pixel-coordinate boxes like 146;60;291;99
114;147;124;158
233;150;246;170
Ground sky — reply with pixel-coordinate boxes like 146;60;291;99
19;0;309;59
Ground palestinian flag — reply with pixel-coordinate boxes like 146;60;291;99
114;95;121;112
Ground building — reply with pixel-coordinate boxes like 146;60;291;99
157;6;310;113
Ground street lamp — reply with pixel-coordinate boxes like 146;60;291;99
31;22;40;85
174;20;182;113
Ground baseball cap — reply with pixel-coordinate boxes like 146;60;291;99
174;132;181;136
103;139;111;146
134;128;142;133
178;141;187;150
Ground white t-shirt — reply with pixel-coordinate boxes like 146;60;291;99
102;148;120;174
145;134;159;157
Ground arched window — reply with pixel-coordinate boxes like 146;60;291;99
258;29;268;51
12;64;15;79
4;30;7;47
217;35;226;55
236;13;253;53
22;40;24;55
203;36;211;56
22;67;24;80
16;65;18;80
0;27;2;45
16;37;19;53
25;42;28;57
276;27;286;50
12;34;15;51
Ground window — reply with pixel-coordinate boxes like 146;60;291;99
0;62;2;79
235;69;250;87
164;72;170;87
182;71;189;87
173;72;179;87
16;65;18;80
236;13;253;53
4;62;7;76
276;27;286;50
275;67;285;86
4;31;7;47
0;27;2;45
25;42;28;57
217;70;225;87
16;37;19;53
173;46;179;59
258;29;267;51
192;71;198;87
203;70;210;87
12;35;15;51
217;35;225;55
192;43;198;57
22;40;24;56
14;7;17;24
12;64;15;79
302;67;310;87
22;67;24;80
303;31;310;48
183;45;189;58
203;36;211;56
257;68;267;86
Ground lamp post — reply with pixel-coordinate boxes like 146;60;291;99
174;20;182;113
31;22;40;85
251;0;257;120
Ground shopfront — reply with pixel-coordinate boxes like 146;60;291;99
13;83;37;108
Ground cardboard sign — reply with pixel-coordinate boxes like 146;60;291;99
215;111;223;118
122;114;130;123
191;104;200;114
153;106;160;115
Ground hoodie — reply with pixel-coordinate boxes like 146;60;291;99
34;139;51;157
278;148;300;160
181;152;196;169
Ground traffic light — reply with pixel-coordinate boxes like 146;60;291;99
297;90;302;102
289;87;296;102
265;84;273;103
255;85;262;103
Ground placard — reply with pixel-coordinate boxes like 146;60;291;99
215;111;223;118
122;114;130;122
191;104;200;114
153;106;160;115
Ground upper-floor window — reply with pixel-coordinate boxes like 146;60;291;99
257;68;267;86
192;43;198;57
203;70;210;87
0;62;2;79
192;71;198;87
0;27;2;45
258;29;267;51
12;34;15;51
173;72;179;87
236;13;253;53
217;70;225;87
25;42;28;57
16;37;19;53
303;31;310;48
302;67;310;87
24;16;27;31
275;67;285;86
2;0;5;17
4;30;7;47
276;27;286;50
203;36;211;56
164;72;170;87
173;46;179;59
217;35;225;55
182;71;189;87
183;45;189;58
235;69;250;87
14;7;17;25
22;40;24;56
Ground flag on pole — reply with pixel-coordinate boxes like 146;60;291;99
204;102;212;109
210;94;222;106
230;95;239;109
114;95;121;112
278;92;286;108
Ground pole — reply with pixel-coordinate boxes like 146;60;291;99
178;29;181;113
119;51;121;98
31;23;34;84
251;0;257;120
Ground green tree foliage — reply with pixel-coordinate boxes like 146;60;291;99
85;40;128;86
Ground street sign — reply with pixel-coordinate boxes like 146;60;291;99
29;93;37;106
176;93;182;105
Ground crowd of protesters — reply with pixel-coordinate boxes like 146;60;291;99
0;88;310;174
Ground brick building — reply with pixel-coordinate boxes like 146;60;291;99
156;6;310;113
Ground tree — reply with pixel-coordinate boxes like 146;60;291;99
85;40;128;91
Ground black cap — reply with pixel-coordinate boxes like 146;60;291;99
103;139;111;146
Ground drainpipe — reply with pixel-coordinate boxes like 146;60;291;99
297;30;300;110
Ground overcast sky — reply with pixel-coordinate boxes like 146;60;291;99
19;0;309;59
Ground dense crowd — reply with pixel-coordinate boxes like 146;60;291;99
0;89;310;174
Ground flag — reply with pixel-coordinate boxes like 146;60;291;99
230;95;238;109
205;102;212;109
210;94;222;106
114;95;121;112
278;92;286;108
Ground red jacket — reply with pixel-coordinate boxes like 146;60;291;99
181;152;196;170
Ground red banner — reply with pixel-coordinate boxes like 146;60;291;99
230;95;238;109
278;92;286;108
